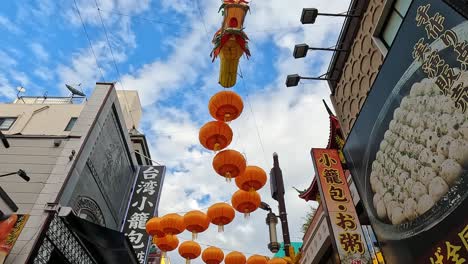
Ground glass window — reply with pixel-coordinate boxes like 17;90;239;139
64;117;78;131
380;0;413;48
0;117;16;130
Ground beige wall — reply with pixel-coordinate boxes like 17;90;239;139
117;90;142;130
0;104;84;136
331;0;385;137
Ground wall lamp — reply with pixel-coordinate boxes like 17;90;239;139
0;131;9;148
0;170;30;182
293;43;348;59
301;8;360;24
260;201;281;253
286;73;335;87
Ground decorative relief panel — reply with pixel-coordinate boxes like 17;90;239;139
332;0;385;137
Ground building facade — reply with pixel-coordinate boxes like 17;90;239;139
300;0;467;263
0;83;154;263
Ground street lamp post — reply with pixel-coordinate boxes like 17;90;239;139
0;170;30;220
270;152;292;257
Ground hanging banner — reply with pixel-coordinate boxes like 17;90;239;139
122;166;166;264
343;0;467;263
0;214;29;264
311;148;371;264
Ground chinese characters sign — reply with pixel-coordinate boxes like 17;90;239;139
122;166;165;264
312;149;370;264
413;3;468;112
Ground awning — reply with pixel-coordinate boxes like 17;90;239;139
63;213;139;264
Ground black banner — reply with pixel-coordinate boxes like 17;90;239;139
343;0;467;263
122;166;165;264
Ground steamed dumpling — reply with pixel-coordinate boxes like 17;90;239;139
417;194;435;215
429;177;449;203
440;159;464;186
448;139;468;167
403;198;419;221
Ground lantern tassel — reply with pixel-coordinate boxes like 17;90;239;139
186;259;190;264
224;113;231;122
244;210;250;219
192;232;198;240
214;143;220;152
162;251;167;258
225;172;232;182
218;225;224;232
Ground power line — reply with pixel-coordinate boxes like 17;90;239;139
93;0;137;129
238;66;269;169
72;0;105;81
178;236;266;257
195;0;209;36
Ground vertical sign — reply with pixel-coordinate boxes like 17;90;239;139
0;214;29;264
311;148;371;264
123;166;166;264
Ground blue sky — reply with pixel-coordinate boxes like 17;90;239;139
0;0;349;262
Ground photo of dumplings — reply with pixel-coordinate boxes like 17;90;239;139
370;76;468;225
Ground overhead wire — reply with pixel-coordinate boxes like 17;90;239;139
93;0;137;129
72;0;105;81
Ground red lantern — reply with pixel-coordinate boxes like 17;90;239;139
247;255;268;264
178;241;202;264
212;149;246;181
160;213;186;235
207;202;235;232
231;189;261;217
225;251;246;264
202;246;224;264
145;217;165;238
184;210;210;240
235;165;267;191
153;234;179;253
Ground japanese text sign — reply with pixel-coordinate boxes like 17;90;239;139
123;166;165;264
312;149;370;264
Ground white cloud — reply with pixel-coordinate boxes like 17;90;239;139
0;50;17;68
0;15;21;34
30;43;49;61
0;74;17;100
34;67;54;81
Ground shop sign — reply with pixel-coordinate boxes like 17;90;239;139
343;0;467;263
311;148;371;264
122;166;166;264
0;214;29;264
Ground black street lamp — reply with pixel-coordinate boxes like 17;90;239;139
301;8;359;24
293;43;348;59
286;73;335;87
0;130;10;148
260;202;280;253
269;153;292;257
0;170;29;220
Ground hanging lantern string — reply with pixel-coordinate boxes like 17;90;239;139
177;236;264;257
159;199;230;215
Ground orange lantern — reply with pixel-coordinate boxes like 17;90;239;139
207;202;235;232
267;258;287;264
199;121;233;151
178;241;202;264
202;246;224;264
247;255;268;264
235;166;267;191
231;189;261;217
146;217;165;238
153;234;179;253
213;149;246;181
160;213;186;235
208;90;244;122
184;210;210;240
225;251;246;264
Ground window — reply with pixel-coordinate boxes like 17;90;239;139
0;117;16;130
64;117;78;131
373;0;413;55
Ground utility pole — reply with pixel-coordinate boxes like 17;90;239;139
270;152;291;257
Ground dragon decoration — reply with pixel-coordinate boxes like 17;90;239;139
211;0;251;88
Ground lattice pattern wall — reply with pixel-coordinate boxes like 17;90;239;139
331;0;385;136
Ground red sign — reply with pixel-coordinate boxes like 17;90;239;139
311;148;370;264
0;214;29;264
